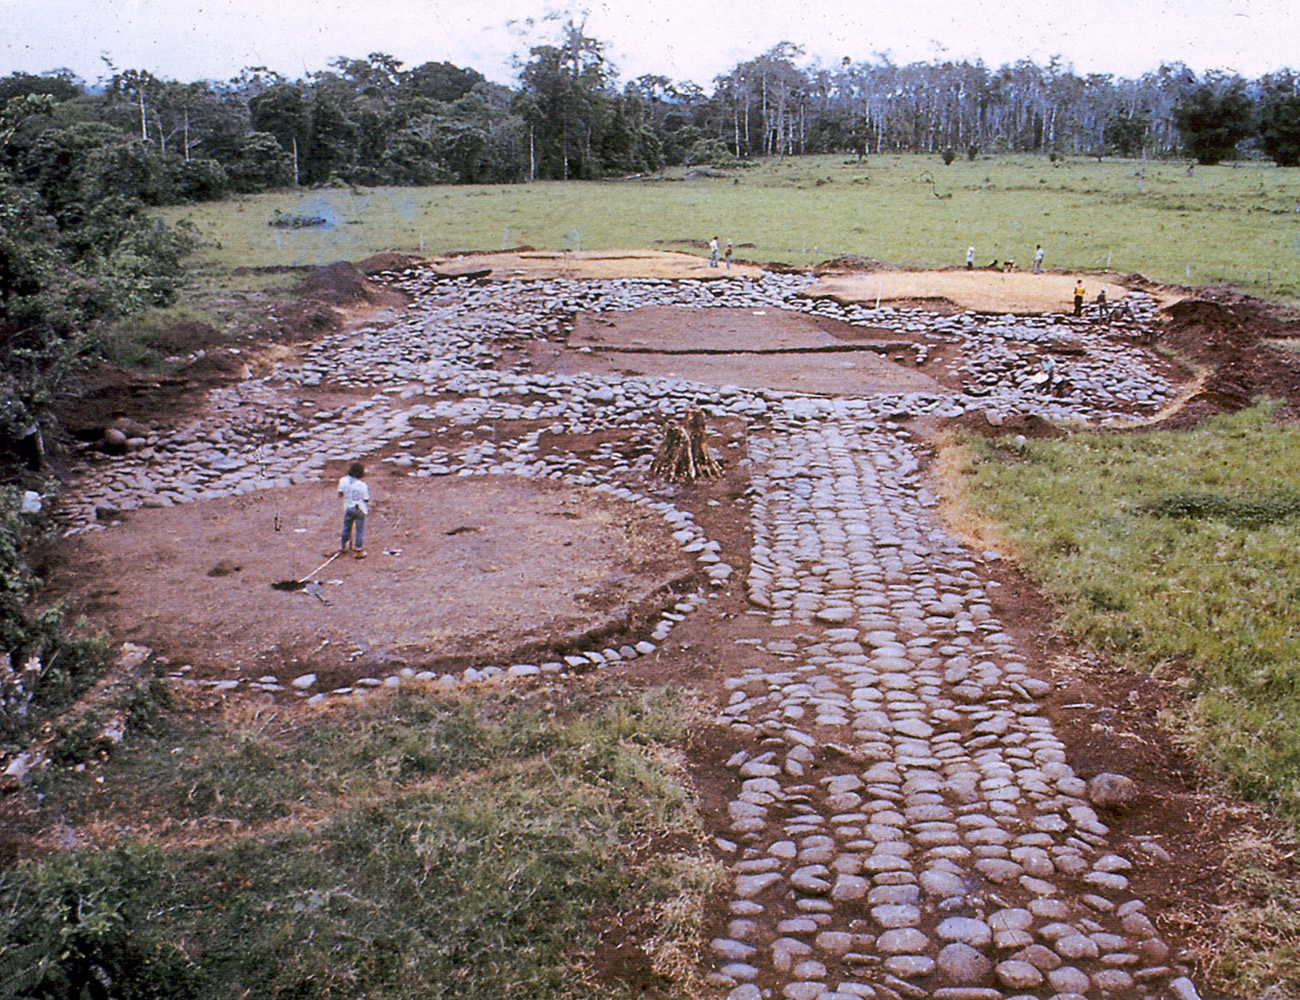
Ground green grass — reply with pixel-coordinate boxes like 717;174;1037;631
962;405;1300;992
2;685;716;999
158;153;1300;301
963;404;1300;817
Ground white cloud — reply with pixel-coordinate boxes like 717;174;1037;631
1;0;1296;87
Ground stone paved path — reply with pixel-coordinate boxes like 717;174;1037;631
709;398;1183;999
65;270;1198;997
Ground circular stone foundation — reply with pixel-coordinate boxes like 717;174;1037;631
55;475;696;684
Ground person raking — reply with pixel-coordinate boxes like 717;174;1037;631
338;461;370;558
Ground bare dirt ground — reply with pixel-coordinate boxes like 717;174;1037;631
561;306;948;395
19;250;1300;995
53;476;695;689
429;247;766;282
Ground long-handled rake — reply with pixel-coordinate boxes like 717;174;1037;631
271;550;342;592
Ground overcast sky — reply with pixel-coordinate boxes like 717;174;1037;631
3;0;1297;88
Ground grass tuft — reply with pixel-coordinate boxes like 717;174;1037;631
1199;830;1300;997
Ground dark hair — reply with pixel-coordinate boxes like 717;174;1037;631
348;462;365;479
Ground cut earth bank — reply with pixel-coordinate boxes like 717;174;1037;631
32;250;1300;999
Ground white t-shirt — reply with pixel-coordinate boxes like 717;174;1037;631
338;475;370;515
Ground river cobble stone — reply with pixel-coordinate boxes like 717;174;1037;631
67;268;1189;996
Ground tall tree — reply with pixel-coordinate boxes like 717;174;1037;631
1173;76;1255;164
1259;75;1300;167
518;17;614;179
404;61;486;103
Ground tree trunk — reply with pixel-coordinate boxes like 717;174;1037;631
650;409;722;483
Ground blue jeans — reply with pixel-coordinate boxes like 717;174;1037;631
341;507;366;549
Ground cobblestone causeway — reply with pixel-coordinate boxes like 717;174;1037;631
64;271;1198;997
710;400;1184;999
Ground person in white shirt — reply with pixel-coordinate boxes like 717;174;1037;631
338;461;370;558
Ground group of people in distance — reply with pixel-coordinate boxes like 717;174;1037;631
965;243;1046;275
708;236;734;269
964;244;1128;323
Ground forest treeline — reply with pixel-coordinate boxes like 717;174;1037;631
4;22;1300;205
2;20;1300;439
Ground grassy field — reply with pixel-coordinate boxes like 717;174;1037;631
2;684;717;999
956;405;1300;994
160;153;1300;300
960;404;1300;817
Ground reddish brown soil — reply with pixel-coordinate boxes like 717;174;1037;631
1155;293;1300;426
50;475;697;687
18;258;1300;995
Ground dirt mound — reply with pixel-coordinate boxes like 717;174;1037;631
254;299;344;343
1162;300;1261;357
357;252;419;275
143;320;224;355
296;261;382;305
1155;297;1300;427
51;364;195;441
810;256;890;275
173;350;251;381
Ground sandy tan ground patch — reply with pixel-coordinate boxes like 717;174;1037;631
53;475;694;683
428;248;763;281
806;269;1134;314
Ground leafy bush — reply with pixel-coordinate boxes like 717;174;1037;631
268;208;329;229
0;845;203;999
0;487;111;749
684;137;738;168
1140;489;1300;528
166;158;228;202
